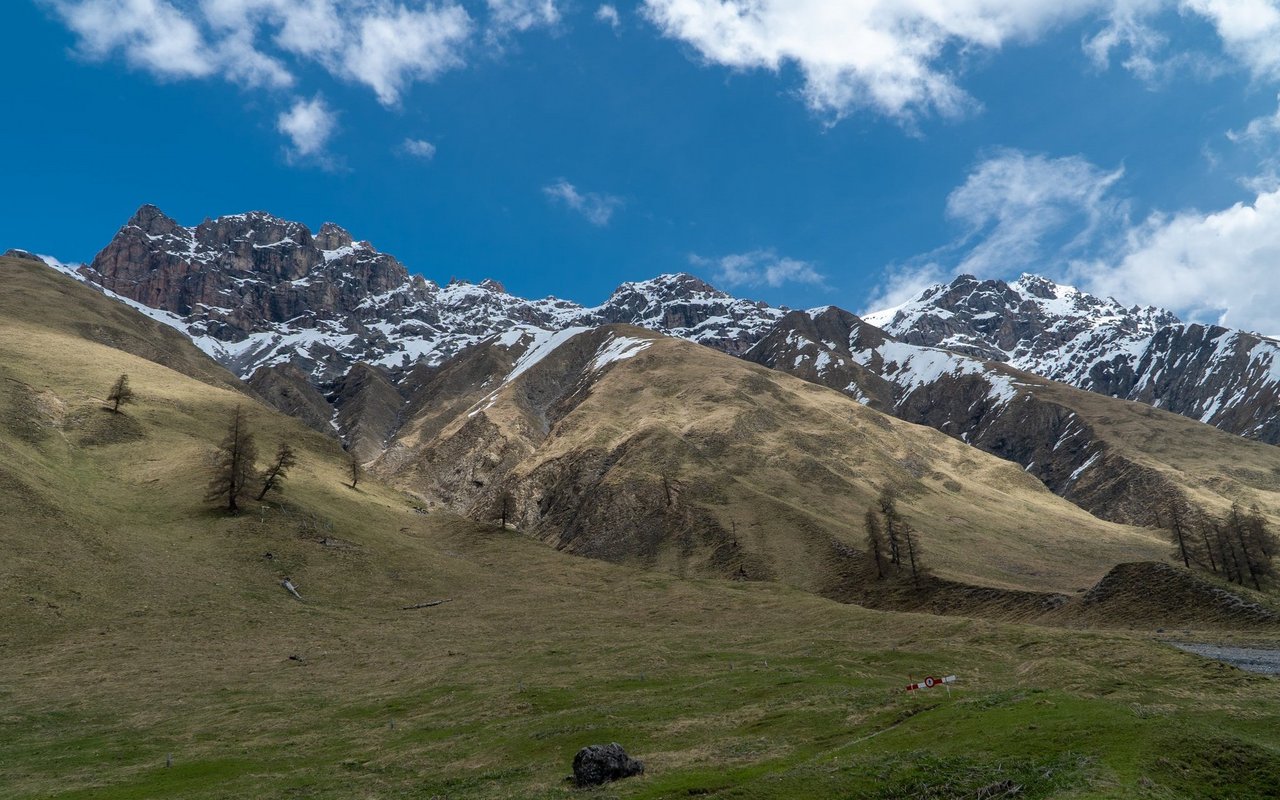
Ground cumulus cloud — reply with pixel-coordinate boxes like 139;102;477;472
401;137;438;159
871;146;1280;333
53;0;222;80
47;0;562;156
542;179;624;226
1185;0;1280;81
642;0;1280;122
596;4;621;32
51;1;475;103
343;4;471;105
643;0;1114;121
692;249;826;289
277;95;336;160
1074;186;1280;333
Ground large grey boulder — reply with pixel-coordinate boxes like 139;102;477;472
572;743;644;787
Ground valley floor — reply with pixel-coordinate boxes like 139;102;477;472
5;510;1280;800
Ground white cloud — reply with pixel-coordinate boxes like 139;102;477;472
642;0;1280;122
642;0;1111;121
862;262;948;318
401;137;438;159
277;95;336;160
54;0;219;80
342;4;471;105
542;179;623;226
692;249;826;289
1229;93;1280;142
52;1;476;102
596;4;621;32
945;150;1127;276
487;0;559;34
48;0;560;156
1074;186;1280;333
867;150;1129;309
876;147;1280;333
1184;0;1280;81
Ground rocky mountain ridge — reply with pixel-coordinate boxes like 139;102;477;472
75;205;782;384
17;205;1280;529
867;273;1280;443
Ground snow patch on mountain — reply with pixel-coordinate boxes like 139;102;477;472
865;272;1280;442
589;334;653;372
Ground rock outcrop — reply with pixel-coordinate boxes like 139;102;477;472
572;743;645;787
867;273;1280;444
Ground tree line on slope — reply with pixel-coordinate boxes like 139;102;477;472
864;489;926;587
1163;499;1278;590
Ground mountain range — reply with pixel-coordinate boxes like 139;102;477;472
14;205;1280;536
6;249;1280;798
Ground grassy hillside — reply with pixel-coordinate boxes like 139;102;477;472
5;258;1280;799
1027;377;1280;523
383;326;1166;596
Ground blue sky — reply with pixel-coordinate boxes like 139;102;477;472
5;1;1280;332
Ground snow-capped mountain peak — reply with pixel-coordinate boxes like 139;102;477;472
67;206;785;383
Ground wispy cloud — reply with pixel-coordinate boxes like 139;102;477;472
277;95;337;163
595;4;621;33
47;0;560;157
944;149;1128;277
542;179;623;226
870;146;1280;334
401;138;438;160
487;0;560;35
692;249;826;289
1228;94;1280;144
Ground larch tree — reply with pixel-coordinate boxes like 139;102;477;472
1244;506;1278;586
901;523;925;588
1163;498;1197;569
256;441;298;501
348;454;362;490
107;374;135;414
864;508;888;579
206;406;258;513
878;489;903;567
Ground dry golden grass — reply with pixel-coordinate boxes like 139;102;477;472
410;327;1167;595
3;258;1280;799
1028;378;1280;523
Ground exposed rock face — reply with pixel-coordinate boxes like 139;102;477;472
328;363;407;463
594;273;782;356
375;324;1164;596
748;307;1190;526
54;204;1280;522
79;206;783;387
247;364;333;434
866;273;1280;443
572;743;644;787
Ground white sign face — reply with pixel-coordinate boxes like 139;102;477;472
905;675;958;692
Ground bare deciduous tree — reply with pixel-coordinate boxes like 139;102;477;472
206;406;258;513
1162;498;1198;569
349;454;362;490
106;374;135;414
879;489;903;567
864;508;887;579
902;523;924;588
256;442;298;501
866;488;927;587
